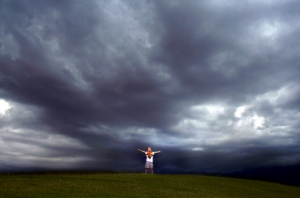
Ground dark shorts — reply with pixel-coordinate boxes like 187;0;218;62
145;162;153;169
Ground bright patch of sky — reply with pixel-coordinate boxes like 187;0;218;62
260;22;279;38
234;105;266;134
192;147;204;151
0;99;11;115
234;106;247;118
191;104;225;117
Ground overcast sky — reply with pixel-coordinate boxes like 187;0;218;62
1;0;300;177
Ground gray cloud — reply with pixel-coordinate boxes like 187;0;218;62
1;0;300;184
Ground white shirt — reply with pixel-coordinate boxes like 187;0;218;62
145;152;155;162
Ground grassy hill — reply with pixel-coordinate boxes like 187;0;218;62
1;173;299;198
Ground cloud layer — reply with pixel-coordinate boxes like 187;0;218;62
1;0;300;182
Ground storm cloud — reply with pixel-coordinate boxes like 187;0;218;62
1;0;300;184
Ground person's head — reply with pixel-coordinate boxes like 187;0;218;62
147;147;152;152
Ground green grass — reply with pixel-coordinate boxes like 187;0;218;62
1;173;299;198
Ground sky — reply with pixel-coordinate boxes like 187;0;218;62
1;0;300;182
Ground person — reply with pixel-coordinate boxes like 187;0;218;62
138;147;161;174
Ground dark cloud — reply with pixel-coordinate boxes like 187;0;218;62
1;0;300;185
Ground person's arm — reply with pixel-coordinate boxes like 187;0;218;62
138;149;146;153
153;151;161;154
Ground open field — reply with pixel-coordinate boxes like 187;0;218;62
1;173;299;198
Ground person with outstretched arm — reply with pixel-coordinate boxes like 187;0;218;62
138;147;161;174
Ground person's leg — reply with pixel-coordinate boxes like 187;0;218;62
145;162;149;174
150;163;154;174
